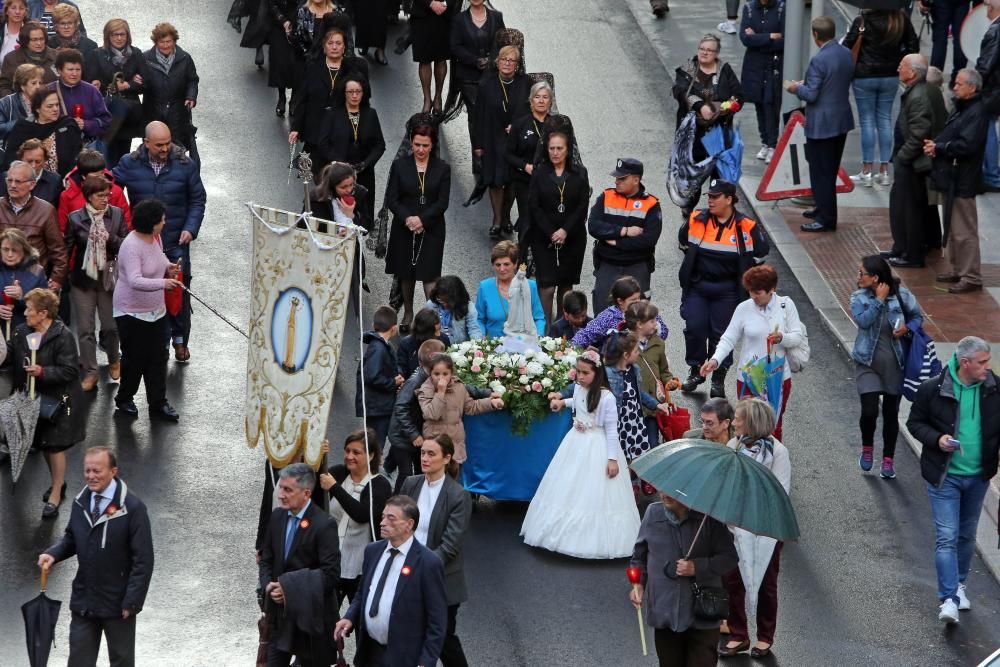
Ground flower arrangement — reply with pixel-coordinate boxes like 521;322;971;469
720;97;742;113
447;337;580;436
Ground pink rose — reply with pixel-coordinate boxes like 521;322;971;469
471;364;481;373
494;368;503;377
554;351;564;360
519;367;527;375
568;369;577;380
474;350;484;358
531;381;543;392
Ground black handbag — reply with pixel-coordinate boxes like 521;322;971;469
39;394;67;423
691;581;730;621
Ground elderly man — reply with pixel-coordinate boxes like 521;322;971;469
113;121;206;361
0;139;64;206
886;54;947;269
924;69;990;293
38;446;154;666
787;17;855;233
0;160;66;288
907;337;1000;624
259;462;340;666
587;157;663;305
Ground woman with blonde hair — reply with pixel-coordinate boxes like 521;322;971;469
47;3;96;56
0;0;28;62
0;63;44;153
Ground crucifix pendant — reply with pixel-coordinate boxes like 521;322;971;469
419;195;426;205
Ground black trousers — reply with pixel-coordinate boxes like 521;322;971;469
804;133;847;229
860;391;901;459
680;281;740;368
115;315;169;408
391;439;422;493
889;161;930;262
653;626;719;667
68;612;136;667
440;603;469;667
755;100;780;148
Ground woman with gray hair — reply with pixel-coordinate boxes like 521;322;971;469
720;397;790;659
505;79;555;245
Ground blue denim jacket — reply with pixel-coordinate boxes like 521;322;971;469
605;364;660;412
850;287;922;367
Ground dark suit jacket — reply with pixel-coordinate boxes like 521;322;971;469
258;501;341;658
400;475;472;605
346;539;448;667
794;40;855;140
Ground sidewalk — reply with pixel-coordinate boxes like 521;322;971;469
624;0;1000;581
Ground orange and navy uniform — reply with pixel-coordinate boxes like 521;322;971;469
678;207;769;285
587;186;663;266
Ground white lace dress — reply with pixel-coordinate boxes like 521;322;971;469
520;385;641;559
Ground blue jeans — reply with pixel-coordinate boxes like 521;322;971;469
983;118;1000;188
852;77;898;164
927;474;990;603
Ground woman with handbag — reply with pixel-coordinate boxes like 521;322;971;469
700;264;806;441
630;491;738;667
12;287;84;520
850;254;921;479
64;174;127;392
84;19;146;166
720;398;790;659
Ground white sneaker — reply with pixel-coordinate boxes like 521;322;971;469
765;147;775;164
938;598;960;624
876;171;892;186
957;584;971;610
717;20;737;34
756;146;769;160
850;171;873;187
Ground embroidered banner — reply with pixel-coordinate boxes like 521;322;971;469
245;205;358;469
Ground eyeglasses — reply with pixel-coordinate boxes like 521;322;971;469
499;58;518;64
698;47;719;54
57;21;76;27
4;178;32;185
110;32;128;38
858;270;872;277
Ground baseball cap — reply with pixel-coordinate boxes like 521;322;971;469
610;158;643;178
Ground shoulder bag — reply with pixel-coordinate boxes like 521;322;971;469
683;515;730;621
39;393;67;423
850;14;865;65
780;298;810;372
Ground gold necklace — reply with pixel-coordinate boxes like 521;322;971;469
498;75;510;112
348;110;360;142
416;167;427;205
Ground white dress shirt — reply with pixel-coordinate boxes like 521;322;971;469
364;535;414;645
91;479;118;517
415;476;444;546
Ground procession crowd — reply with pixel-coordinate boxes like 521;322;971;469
0;0;995;665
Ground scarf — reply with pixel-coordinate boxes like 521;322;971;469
24;49;48;64
736;434;775;468
53;32;81;49
330;472;371;540
82;203;109;281
155;48;175;73
109;45;132;68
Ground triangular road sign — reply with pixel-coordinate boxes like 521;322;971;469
756;111;854;201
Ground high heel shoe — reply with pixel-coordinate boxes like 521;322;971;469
42;481;67;503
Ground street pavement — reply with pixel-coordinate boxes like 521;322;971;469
0;1;998;665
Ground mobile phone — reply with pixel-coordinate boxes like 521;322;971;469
947;438;962;453
341;195;355;207
894;318;902;330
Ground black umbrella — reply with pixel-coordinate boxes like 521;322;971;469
21;566;61;667
839;0;908;10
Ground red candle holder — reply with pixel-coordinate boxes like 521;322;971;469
73;104;84;119
626;567;642;585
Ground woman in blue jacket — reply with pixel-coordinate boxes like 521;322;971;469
739;0;784;163
850;254;922;480
476;240;545;338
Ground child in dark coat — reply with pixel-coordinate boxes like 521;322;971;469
356;306;404;450
547;290;592;340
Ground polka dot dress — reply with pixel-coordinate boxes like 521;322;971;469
618;366;648;462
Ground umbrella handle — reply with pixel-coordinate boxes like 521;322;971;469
40;565;48;592
683;514;710;560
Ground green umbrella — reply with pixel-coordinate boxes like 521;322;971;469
630;439;800;541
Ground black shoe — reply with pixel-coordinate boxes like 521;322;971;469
488;224;501;238
150;402;180;422
501;221;514;235
710;368;728;399
719;640;750;657
42;481;67;503
750;646;772;659
276;100;286;117
802;208;817;219
373;50;389;66
800;221;833;233
680;366;705;393
887;256;925;268
393;37;410;55
398;323;410;335
879;250;899;259
41;502;59;519
115;399;139;416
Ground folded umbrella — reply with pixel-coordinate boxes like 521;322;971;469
21;567;61;667
0;391;41;486
667;113;717;209
701;124;744;183
630;439;799;541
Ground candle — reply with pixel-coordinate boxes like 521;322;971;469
73;104;84;119
26;332;43;399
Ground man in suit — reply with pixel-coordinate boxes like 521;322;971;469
787;16;855;233
259;462;341;666
37;446;154;667
335;495;448;667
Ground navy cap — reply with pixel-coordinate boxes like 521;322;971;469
610;158;643;178
707;178;737;197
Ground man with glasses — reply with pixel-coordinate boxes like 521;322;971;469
0;139;63;206
586;157;663;308
923;68;990;294
0;159;66;289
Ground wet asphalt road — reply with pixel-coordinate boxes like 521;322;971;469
0;1;998;665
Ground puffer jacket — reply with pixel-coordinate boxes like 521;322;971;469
112;143;206;251
977;18;1000;115
417;377;496;463
355;331;398;418
843;10;919;79
850;286;921;367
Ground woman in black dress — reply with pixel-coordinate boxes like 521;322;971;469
355;0;389;65
384;123;451;330
318;73;385;224
505;79;552;247
528;125;589;325
267;0;302;117
473;44;528;238
445;0;505;147
289;17;369;175
410;0;459;113
85;19;145;165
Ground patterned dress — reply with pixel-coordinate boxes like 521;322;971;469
619;366;648;461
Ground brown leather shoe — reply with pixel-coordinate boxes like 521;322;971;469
948;280;983;294
935;273;961;283
80;372;98;392
108;361;121;380
173;344;191;362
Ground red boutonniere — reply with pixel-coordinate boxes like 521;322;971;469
105;504;119;516
299;519;310;530
401;565;412;577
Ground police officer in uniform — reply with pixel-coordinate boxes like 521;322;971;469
586;158;663;309
678;179;769;397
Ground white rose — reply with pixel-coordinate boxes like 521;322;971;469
526;361;543;376
451;353;469;367
459;341;473;352
489;380;506;394
519;375;530;385
541;377;553;388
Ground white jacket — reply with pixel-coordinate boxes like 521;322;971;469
711;293;806;381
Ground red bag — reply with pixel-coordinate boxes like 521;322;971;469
656;406;691;442
165;269;184;316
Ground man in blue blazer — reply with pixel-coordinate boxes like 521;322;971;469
788;16;855;232
335;495;448;667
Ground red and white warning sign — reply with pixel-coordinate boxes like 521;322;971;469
755;111;854;201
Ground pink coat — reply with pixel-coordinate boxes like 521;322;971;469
418;377;496;463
